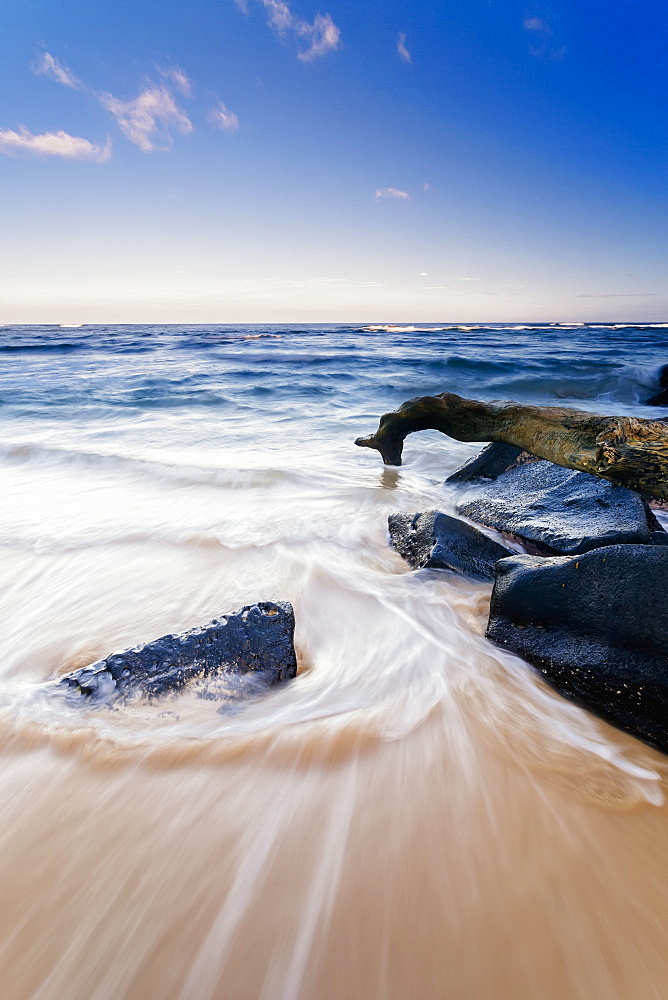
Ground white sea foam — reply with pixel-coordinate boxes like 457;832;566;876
0;324;666;1000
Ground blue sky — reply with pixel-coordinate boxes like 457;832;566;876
1;0;666;323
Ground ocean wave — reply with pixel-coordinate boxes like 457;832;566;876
0;342;84;353
0;440;324;490
361;325;475;333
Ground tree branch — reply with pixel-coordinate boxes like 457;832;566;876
355;392;668;500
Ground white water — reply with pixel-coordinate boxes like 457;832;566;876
1;324;667;999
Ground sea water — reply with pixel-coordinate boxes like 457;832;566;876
0;323;666;1000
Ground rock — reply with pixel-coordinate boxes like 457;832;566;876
646;388;668;406
59;601;297;702
445;443;525;483
486;545;668;752
456;460;652;555
388;511;514;580
645;364;668;405
645;505;667;532
355;390;668;500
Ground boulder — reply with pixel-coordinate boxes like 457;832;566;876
645;364;668;405
59;601;297;702
456;460;652;556
388;511;514;580
445;443;527;483
486;545;668;752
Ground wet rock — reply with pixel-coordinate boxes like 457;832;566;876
59;601;297;702
445;443;526;483
456;460;651;556
646;388;668;406
645;364;668;405
388;511;514;580
486;546;668;752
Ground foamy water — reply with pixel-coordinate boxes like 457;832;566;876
0;324;667;1000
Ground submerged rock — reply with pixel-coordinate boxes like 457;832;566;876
59;601;297;702
486;545;668;752
456;460;652;555
388;511;514;580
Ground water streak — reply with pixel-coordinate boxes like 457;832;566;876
0;323;666;999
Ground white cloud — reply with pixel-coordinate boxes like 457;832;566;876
523;17;565;59
0;127;111;162
263;0;293;33
208;99;240;130
397;33;411;64
158;66;193;97
297;13;340;60
18;53;200;157
523;16;551;33
237;0;341;60
374;187;409;201
100;84;192;151
34;52;84;90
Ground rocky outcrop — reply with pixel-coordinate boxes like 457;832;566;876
59;601;297;702
486;546;668;752
388;511;514;580
355;391;668;500
456;460;653;555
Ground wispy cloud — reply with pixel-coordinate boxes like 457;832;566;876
297;12;340;60
158;66;193;97
208;99;240;130
0;127;111;162
523;16;565;59
577;293;660;298
33;52;84;90
27;54;239;156
236;0;341;60
397;33;411;64
99;84;192;152
523;16;551;34
374;187;409;201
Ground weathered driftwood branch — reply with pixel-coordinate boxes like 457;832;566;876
355;392;668;500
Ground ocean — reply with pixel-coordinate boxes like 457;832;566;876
0;322;666;1000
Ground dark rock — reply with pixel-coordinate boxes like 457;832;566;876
645;364;668;405
646;388;668;406
59;601;297;702
445;443;525;483
457;460;651;556
649;531;668;545
388;511;514;580
486;545;668;752
645;505;666;532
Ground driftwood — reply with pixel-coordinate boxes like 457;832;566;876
355;392;668;501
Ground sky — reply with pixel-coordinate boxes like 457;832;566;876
0;0;666;323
